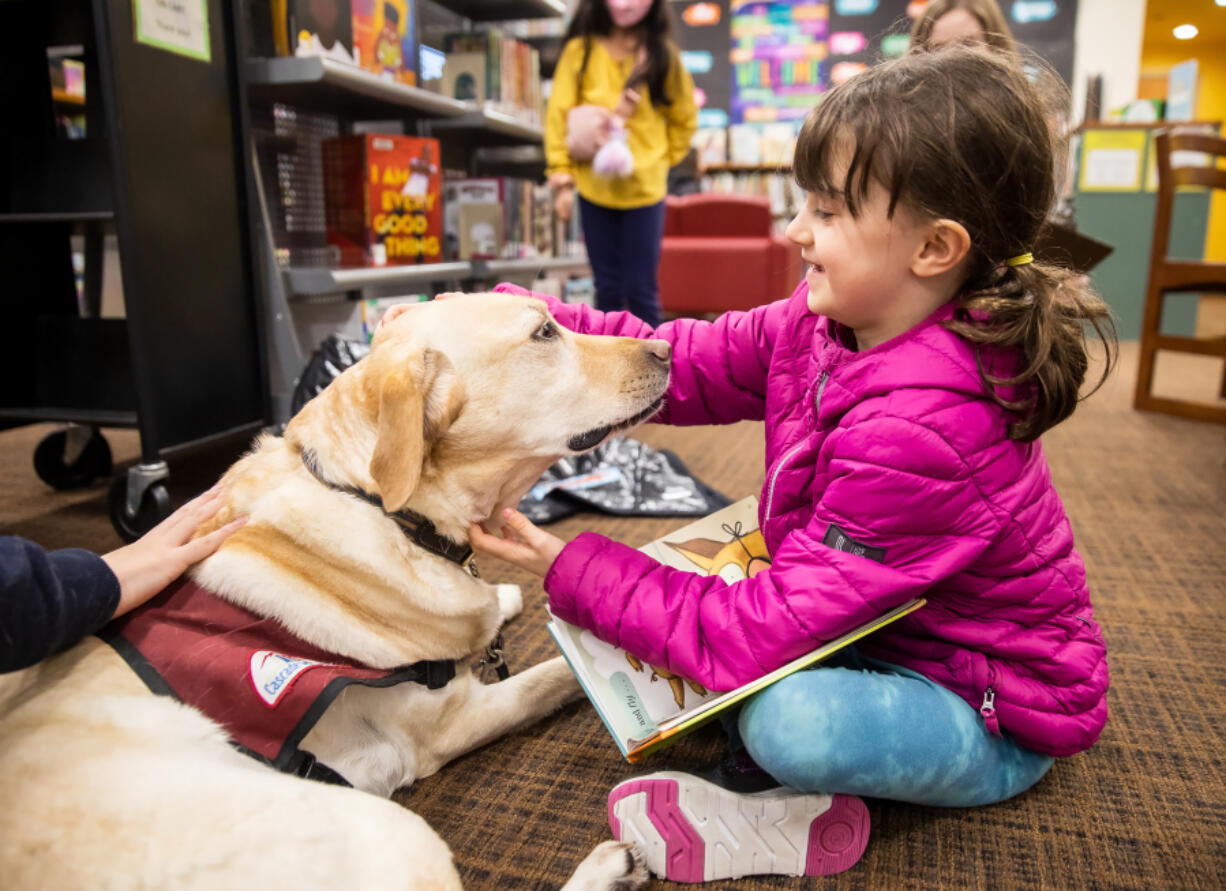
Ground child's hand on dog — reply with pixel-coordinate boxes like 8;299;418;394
470;508;565;578
376;292;457;332
103;488;246;619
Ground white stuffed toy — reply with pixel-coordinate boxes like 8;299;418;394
592;120;635;178
574;87;639;180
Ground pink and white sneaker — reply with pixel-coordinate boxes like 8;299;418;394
607;771;869;883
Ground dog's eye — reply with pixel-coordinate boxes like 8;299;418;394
532;321;559;341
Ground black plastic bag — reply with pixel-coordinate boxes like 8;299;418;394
291;335;370;416
516;436;730;524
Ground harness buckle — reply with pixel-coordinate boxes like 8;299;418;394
476;632;510;682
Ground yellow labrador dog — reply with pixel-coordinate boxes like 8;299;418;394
0;292;670;890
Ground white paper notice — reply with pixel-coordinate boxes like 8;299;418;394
1082;148;1141;191
133;0;211;63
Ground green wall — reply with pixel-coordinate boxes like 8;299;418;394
1073;132;1210;340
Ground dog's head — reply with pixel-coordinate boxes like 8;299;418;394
288;292;670;522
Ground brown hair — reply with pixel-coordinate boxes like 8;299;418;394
565;0;678;106
910;0;1017;54
793;46;1115;441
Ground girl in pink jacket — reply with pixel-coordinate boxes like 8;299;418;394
473;46;1115;883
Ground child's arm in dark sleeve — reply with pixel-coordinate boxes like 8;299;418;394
0;536;120;674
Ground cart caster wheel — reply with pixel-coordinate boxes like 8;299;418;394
108;475;171;542
33;429;114;490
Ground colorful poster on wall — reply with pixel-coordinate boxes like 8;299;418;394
821;1;1079;88
729;1;829;125
673;0;733;130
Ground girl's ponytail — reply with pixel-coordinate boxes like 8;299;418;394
945;259;1117;442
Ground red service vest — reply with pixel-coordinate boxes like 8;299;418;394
101;577;455;784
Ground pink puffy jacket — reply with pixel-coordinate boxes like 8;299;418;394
498;282;1109;757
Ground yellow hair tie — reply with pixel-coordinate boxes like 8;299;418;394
1005;252;1034;267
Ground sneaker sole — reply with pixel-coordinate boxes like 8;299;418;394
607;771;869;882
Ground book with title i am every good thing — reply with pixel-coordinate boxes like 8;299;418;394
547;496;925;762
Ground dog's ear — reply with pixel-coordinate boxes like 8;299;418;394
368;346;460;512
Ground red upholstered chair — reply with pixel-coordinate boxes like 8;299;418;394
657;193;804;315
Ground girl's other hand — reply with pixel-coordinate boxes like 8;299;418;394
613;88;641;121
469;508;565;577
554;186;575;221
377;303;413;330
377;293;464;332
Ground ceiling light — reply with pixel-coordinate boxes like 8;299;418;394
1173;24;1198;39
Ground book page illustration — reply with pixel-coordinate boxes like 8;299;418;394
549;496;778;749
547;495;927;762
551;620;720;743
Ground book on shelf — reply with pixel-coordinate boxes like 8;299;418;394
442;176;584;262
547;496;925;763
726;122;800;166
692;127;728;166
443;29;542;126
322;134;442;267
457;203;503;260
280;0;418;85
441;52;487;102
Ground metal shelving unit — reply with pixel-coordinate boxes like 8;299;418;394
3;0;267;540
433;0;567;22
284;262;475;297
429;108;543;143
481;256;591;277
0;211;115;223
246;55;469;119
241;0;587;425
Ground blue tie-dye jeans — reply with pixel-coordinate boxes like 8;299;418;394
733;649;1055;807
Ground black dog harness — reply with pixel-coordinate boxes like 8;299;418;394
298;447;511;683
300;448;480;575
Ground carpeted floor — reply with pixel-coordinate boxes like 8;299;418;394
1;342;1223;889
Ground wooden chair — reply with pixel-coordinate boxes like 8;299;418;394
1134;129;1226;424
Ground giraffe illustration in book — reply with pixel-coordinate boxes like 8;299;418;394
622;521;774;707
665;520;772;582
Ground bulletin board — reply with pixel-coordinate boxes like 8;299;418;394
670;0;1082;130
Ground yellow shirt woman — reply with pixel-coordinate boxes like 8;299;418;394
545;36;697;209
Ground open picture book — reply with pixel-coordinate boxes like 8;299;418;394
547;496;925;762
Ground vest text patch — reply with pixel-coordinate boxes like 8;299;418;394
249;651;334;708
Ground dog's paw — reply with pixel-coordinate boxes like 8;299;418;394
560;840;648;891
496;584;523;623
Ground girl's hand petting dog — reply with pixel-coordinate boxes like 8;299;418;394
377;292;457;332
470;508;566;578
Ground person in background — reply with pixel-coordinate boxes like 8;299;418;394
545;0;697;327
1;488;245;674
911;0;1084;254
474;47;1115;883
909;0;1017;52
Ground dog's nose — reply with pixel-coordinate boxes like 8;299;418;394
646;340;671;366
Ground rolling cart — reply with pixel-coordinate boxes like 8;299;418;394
1;0;268;540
